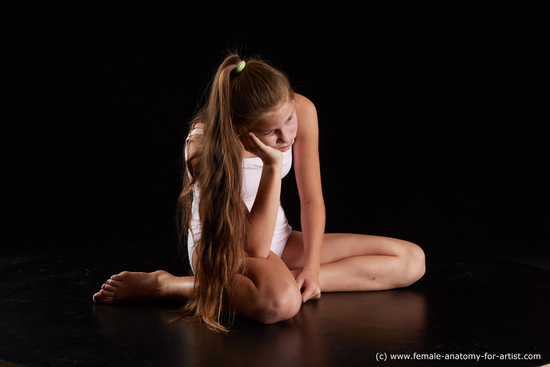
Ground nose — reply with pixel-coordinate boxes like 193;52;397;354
277;128;290;145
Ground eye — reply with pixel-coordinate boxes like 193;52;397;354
262;130;275;136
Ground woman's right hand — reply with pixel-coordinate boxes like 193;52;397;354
240;132;283;166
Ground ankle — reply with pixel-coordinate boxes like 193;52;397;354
151;270;173;298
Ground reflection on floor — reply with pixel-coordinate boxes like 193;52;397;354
0;246;548;367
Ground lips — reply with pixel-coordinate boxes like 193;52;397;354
279;144;292;152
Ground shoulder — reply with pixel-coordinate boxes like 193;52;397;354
294;93;318;141
294;93;317;118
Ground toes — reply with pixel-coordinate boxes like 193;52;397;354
93;291;115;304
100;288;116;297
93;274;124;304
102;283;117;292
106;278;121;287
111;272;127;281
94;294;116;304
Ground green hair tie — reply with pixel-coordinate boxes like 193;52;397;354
235;60;246;73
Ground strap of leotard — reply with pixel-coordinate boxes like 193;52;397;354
185;128;204;163
186;128;204;141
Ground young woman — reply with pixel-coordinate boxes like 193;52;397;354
93;53;425;332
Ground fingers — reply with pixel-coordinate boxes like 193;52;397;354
240;132;264;154
247;132;263;145
244;133;283;165
301;285;321;303
297;277;321;303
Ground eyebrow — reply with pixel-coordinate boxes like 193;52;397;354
286;108;295;121
258;108;295;134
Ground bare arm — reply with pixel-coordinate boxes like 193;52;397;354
293;94;326;301
241;133;283;259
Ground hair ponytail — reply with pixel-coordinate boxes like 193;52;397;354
176;53;294;332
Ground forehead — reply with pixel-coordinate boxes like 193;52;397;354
255;100;294;129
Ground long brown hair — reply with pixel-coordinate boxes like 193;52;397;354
176;53;294;332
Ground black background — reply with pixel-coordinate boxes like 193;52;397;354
2;2;545;265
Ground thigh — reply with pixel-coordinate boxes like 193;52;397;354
281;231;418;270
241;251;299;291
192;248;297;293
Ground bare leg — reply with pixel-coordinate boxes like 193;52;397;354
281;232;425;292
230;252;302;324
93;270;194;303
92;252;302;324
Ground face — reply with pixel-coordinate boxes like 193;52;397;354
249;100;297;152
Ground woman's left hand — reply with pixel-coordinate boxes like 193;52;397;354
240;132;282;166
295;267;321;303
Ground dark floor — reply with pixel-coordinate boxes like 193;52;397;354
1;245;549;367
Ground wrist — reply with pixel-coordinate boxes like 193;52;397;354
262;159;282;169
303;263;320;273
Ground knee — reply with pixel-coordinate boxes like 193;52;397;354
398;242;426;287
254;285;302;324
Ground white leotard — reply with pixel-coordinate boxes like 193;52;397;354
185;128;293;274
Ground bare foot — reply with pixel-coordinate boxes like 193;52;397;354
92;270;193;304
